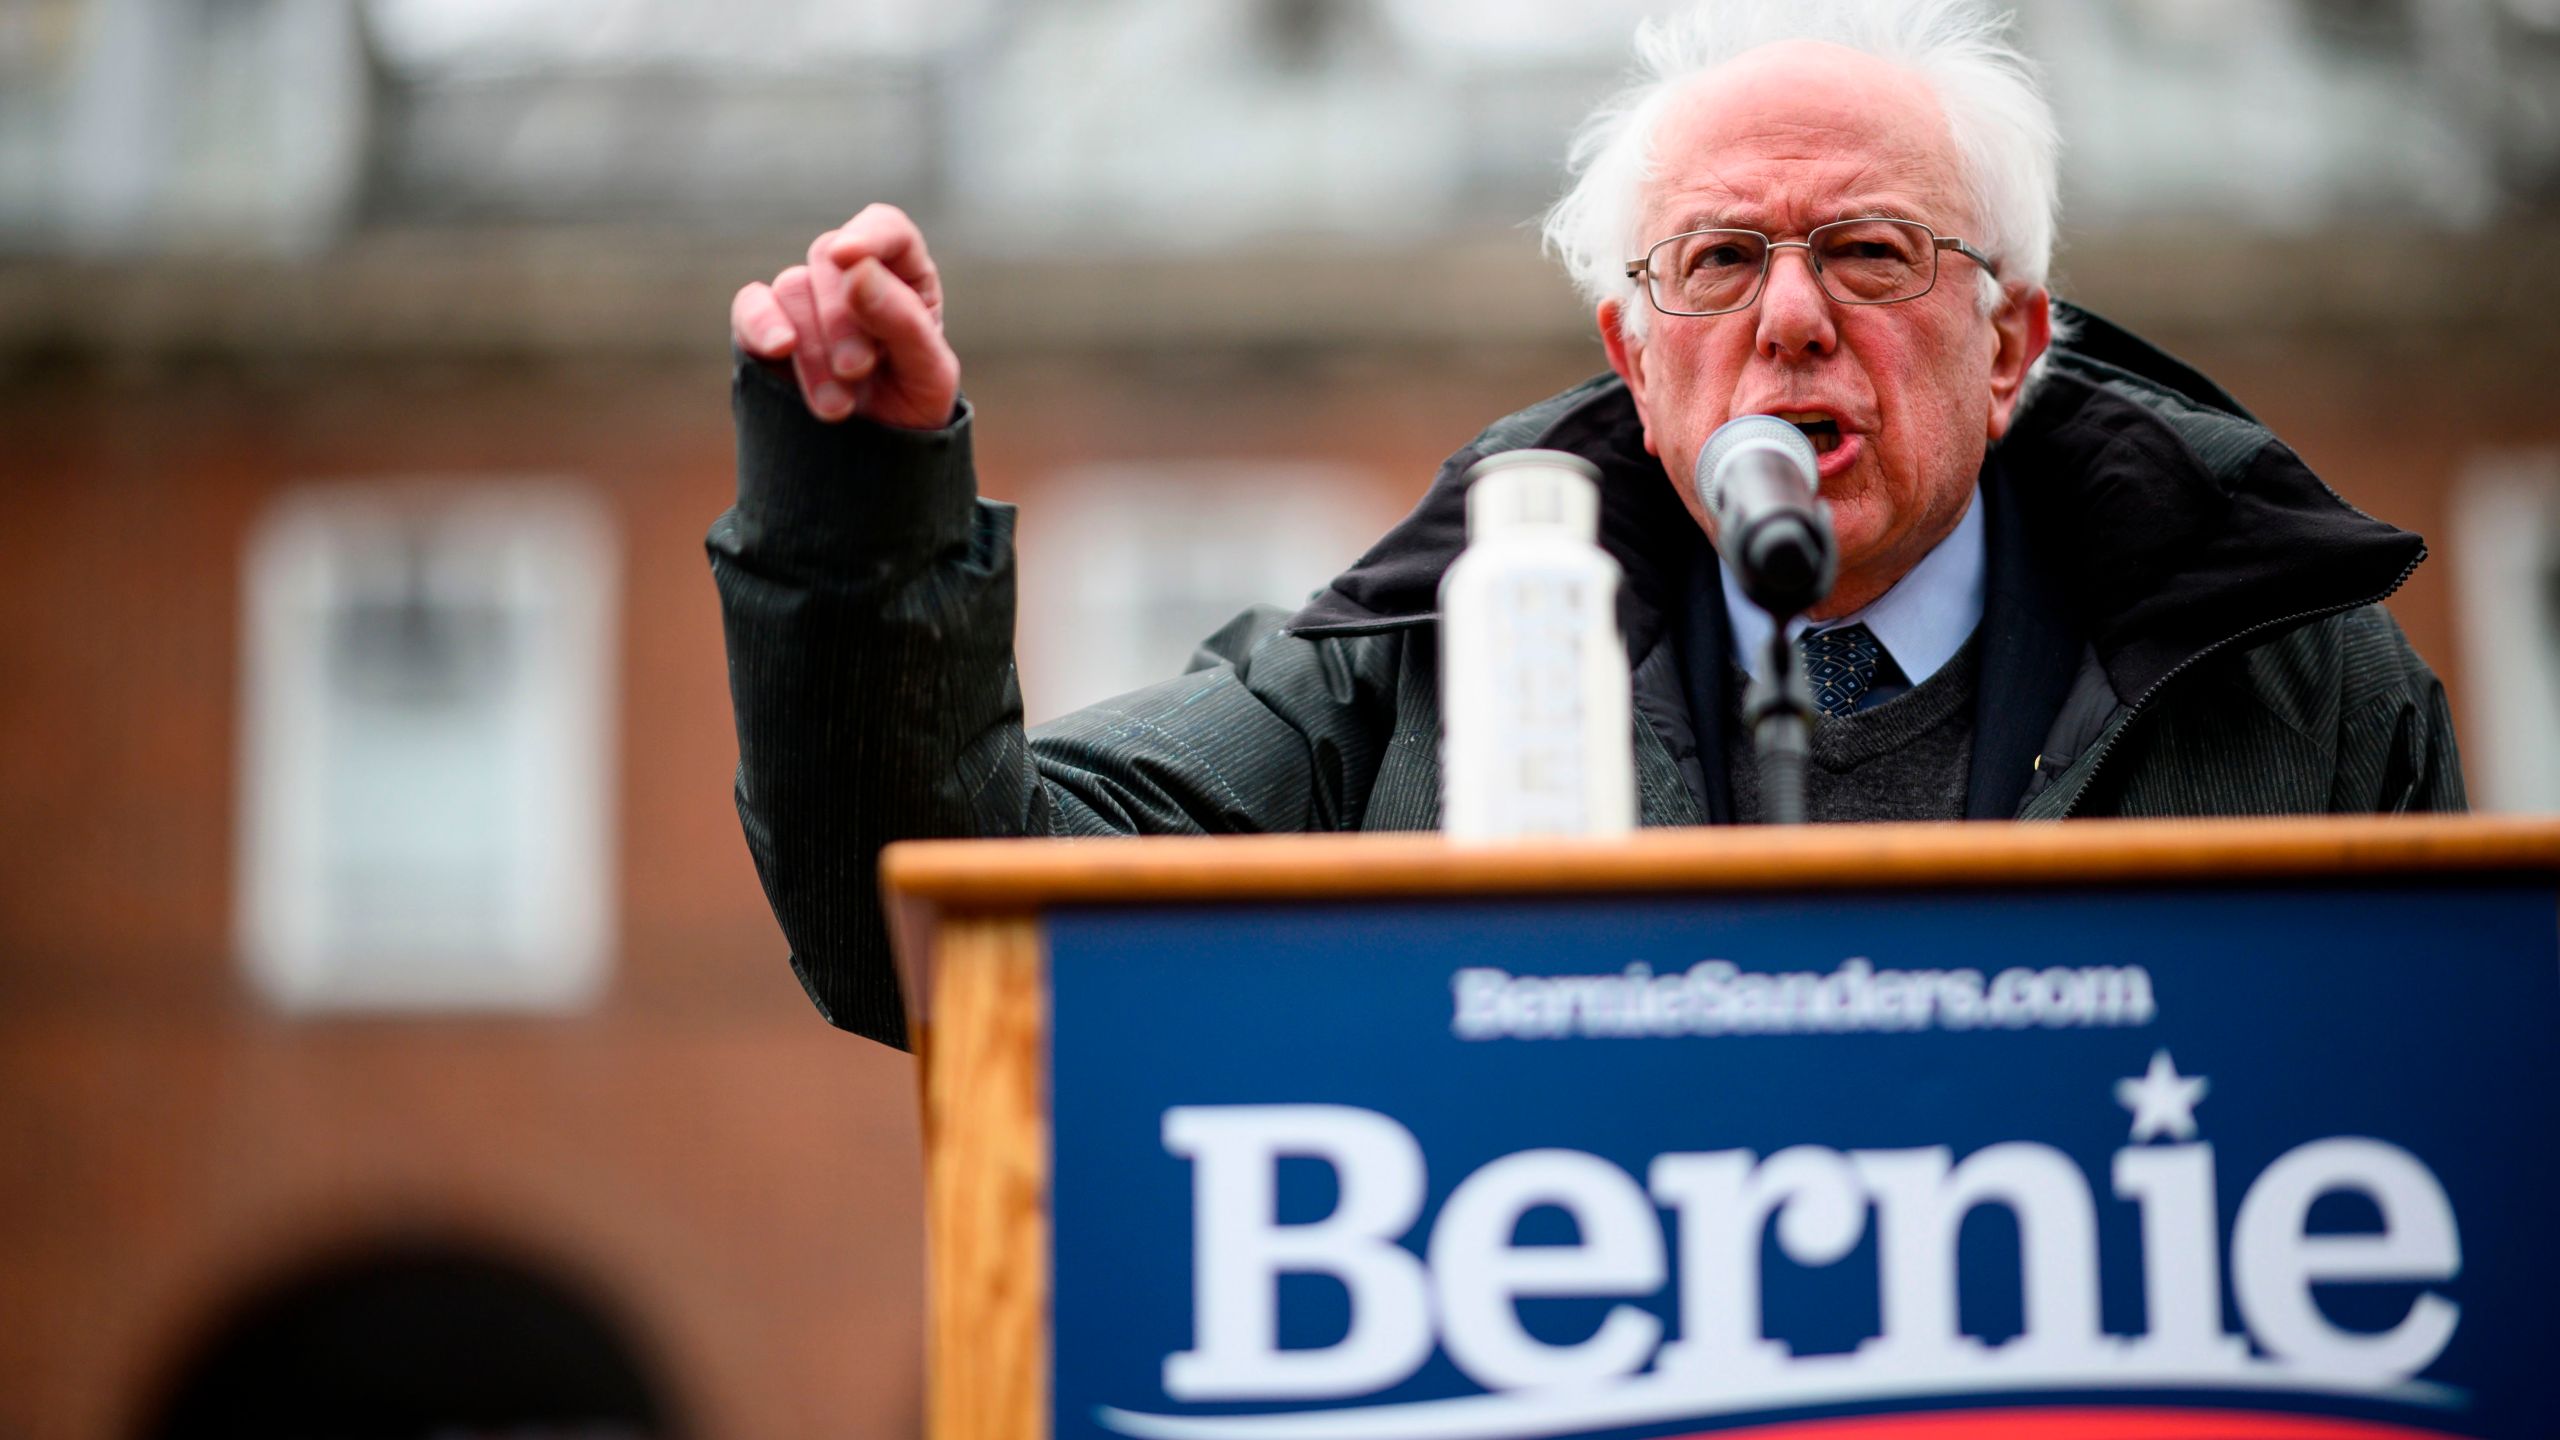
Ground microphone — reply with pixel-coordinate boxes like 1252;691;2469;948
1694;414;1836;619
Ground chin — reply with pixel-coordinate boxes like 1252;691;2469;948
1825;512;1889;570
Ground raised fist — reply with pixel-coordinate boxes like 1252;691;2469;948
730;203;959;429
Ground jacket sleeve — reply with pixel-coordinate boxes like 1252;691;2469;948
707;355;1395;1047
707;354;1024;1046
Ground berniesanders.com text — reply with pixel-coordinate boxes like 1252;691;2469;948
1451;958;2157;1040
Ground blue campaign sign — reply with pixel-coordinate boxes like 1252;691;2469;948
1047;883;2560;1440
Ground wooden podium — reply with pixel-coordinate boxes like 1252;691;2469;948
883;817;2560;1440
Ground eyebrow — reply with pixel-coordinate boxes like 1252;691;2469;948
1661;202;1930;236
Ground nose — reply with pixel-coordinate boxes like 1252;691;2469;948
1754;242;1837;362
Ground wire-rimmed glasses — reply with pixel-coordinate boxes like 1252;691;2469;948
1624;218;1996;318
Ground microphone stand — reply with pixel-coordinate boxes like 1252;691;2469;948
1693;412;1834;826
1742;617;1816;826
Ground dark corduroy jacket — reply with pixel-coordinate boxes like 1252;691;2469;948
708;304;2463;1047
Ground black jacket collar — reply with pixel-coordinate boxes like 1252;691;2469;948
2002;310;2425;706
1287;303;2424;718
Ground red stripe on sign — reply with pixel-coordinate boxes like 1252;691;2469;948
1657;1408;2473;1440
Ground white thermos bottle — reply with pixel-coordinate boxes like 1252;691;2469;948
1438;449;1635;841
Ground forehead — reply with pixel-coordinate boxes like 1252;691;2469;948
1643;40;1969;234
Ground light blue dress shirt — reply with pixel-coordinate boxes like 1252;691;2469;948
1721;482;1986;692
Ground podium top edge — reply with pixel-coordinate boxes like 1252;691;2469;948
879;815;2560;915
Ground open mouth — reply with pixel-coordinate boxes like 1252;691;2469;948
1774;411;1843;455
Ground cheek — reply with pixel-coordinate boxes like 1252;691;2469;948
1873;317;1990;458
1649;337;1744;477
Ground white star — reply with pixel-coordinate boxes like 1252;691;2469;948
2116;1049;2209;1143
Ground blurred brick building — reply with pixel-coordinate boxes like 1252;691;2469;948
6;223;2558;1437
4;1;2560;1437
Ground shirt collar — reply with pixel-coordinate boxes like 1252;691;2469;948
1721;481;1986;686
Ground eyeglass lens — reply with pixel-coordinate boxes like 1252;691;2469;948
1648;219;1939;315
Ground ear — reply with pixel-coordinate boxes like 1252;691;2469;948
1984;283;2051;442
1597;298;1661;458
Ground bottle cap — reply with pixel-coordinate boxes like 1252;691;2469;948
1463;449;1601;542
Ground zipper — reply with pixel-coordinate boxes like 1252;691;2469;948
2054;549;2424;818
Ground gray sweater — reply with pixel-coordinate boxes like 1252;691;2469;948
1730;639;1981;825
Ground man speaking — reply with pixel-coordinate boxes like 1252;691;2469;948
709;0;2463;1047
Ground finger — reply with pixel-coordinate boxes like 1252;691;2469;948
770;266;852;420
730;282;798;358
826;203;944;324
805;230;876;382
848;257;958;404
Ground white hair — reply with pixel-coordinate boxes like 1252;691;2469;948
1543;0;2062;346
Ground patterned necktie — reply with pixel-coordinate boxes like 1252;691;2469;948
1799;623;1885;718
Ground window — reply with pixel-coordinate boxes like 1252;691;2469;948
1016;461;1386;725
237;482;616;1011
